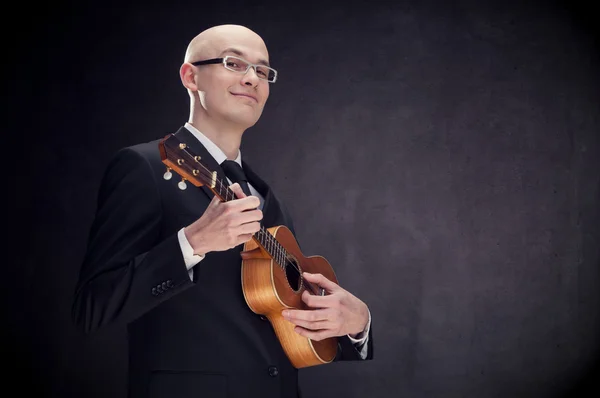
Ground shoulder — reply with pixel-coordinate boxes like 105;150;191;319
120;137;163;161
105;137;165;172
96;136;170;192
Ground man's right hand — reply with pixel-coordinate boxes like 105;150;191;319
183;183;262;255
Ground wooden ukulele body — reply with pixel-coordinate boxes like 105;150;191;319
241;225;339;368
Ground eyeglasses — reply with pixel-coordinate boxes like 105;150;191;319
191;55;278;83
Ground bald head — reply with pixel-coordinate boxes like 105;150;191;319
184;24;269;64
179;23;272;141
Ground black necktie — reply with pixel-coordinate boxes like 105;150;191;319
221;160;252;197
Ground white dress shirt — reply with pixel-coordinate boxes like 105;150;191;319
176;122;370;357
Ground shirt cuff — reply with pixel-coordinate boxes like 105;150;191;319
177;228;205;280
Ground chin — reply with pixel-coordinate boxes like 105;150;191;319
229;111;262;129
244;118;260;129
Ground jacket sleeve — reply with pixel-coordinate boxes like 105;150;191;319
335;324;374;361
72;147;194;334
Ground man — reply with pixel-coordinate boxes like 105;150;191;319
72;24;373;398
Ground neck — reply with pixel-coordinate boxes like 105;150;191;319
188;111;244;160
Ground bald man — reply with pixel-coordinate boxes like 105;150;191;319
72;24;373;398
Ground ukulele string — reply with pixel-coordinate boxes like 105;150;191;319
172;143;320;295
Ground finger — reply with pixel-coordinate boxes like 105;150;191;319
293;326;333;342
208;193;221;208
238;209;263;224
242;196;260;210
302;272;340;293
237;233;254;245
239;221;261;235
230;183;247;199
227;195;261;212
300;290;335;309
285;317;330;331
283;308;329;322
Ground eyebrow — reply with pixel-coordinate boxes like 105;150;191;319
220;47;270;67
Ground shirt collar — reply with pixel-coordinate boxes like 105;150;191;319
184;122;242;166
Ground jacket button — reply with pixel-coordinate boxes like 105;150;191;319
268;366;278;377
161;281;167;290
151;287;157;296
166;280;173;288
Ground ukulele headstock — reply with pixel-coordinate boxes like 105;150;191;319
158;133;217;190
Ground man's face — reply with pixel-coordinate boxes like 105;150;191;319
194;36;271;129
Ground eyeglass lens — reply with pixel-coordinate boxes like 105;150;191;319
224;57;276;82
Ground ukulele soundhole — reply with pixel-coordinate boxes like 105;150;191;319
284;255;302;292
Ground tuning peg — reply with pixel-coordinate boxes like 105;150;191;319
178;178;187;190
163;167;172;180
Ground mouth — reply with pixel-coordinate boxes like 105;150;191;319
231;92;258;103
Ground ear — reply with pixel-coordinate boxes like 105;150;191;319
180;63;199;91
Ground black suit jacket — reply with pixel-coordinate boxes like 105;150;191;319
72;126;373;398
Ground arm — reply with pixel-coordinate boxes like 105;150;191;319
72;147;195;334
72;148;264;334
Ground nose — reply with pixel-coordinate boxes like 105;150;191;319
241;66;260;87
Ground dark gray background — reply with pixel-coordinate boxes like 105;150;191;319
7;0;599;397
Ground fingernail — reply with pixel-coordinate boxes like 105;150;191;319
282;310;289;318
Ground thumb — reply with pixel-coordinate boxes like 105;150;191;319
208;193;221;207
303;272;340;293
230;182;247;199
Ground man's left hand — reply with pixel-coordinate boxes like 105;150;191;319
281;272;370;341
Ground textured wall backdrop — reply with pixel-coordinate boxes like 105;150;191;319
8;1;599;397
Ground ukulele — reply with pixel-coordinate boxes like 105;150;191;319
158;133;339;368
